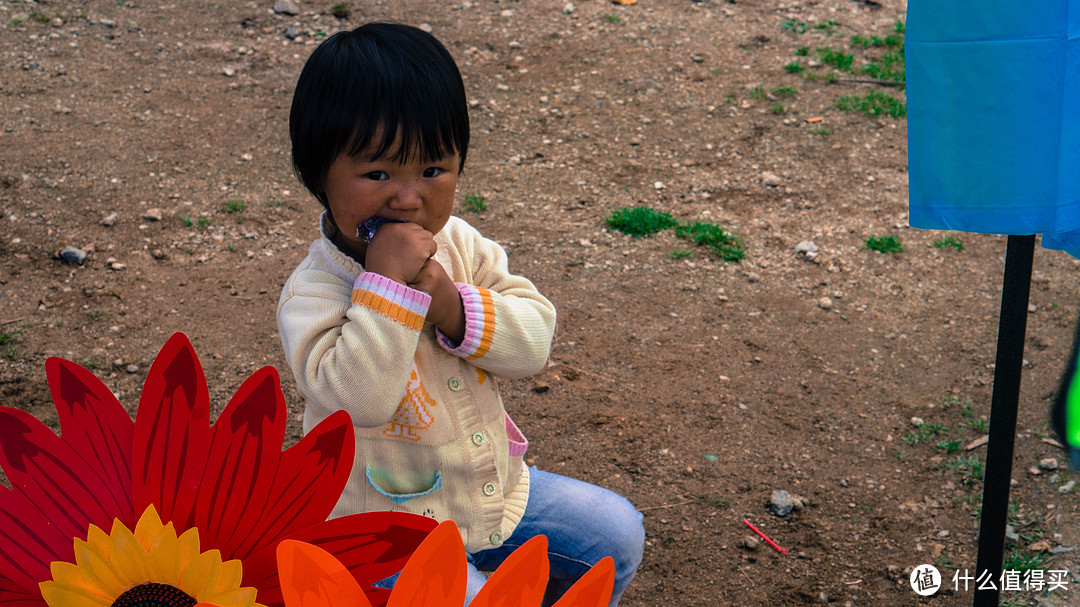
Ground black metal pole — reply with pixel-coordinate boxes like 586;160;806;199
973;234;1036;607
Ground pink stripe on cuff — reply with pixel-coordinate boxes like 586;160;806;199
505;412;529;458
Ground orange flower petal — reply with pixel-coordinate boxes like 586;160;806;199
470;535;548;607
551;557;615;607
277;540;371;607
386;520;467;607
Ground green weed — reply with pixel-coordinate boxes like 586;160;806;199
196;217;213;229
772;86;797;97
933;235;965;251
784;62;805;74
813;20;838;35
668;249;693;260
837;91;906;118
811;128;831;136
604;13;620;23
794;46;810;56
816;47;854;72
935;439;964;454
0;330;17;346
851;34;904;48
1002;549;1049;574
3;347;17;360
463;194;487;213
781;19;807;34
750;85;768;100
903;422;946;446
181;215;193;227
674;221;745;261
864;234;904;254
894;20;905;34
605;206;678;237
861;49;906;83
771;104;785;115
945;455;985;486
224;199;246;213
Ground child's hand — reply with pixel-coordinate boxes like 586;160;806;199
409;258;465;343
364;222;437;285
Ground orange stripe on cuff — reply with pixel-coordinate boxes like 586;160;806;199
353;289;426;331
466;287;496;360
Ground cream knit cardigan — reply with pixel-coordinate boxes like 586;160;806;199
277;214;556;552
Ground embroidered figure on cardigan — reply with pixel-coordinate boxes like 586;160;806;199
384;366;436;441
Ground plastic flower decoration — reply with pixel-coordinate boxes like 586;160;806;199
0;333;437;607
275;520;616;607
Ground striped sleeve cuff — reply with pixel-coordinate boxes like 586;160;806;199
437;283;495;359
352;272;431;331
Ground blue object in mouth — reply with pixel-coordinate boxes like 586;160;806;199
356;217;405;243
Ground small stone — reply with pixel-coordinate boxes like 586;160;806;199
284;25;302;40
1005;525;1020;545
102;213;118;227
59;246;87;265
817;297;832;310
418;23;433;33
273;0;300;16
742;535;760;550
654;181;665;190
770;489;796;517
795;240;818;256
1028;466;1043;476
1058;480;1076;493
761;172;782;187
532;382;550;394
112;359;125;369
936;530;951;539
142;208;163;222
1038;458;1059;471
151;249;167;260
125;364;139;374
223;66;236;77
563;2;576;13
910;417;925;427
50;17;64;28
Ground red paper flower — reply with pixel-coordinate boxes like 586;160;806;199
0;333;436;607
276;520;616;607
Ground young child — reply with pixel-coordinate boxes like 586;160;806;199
277;23;644;605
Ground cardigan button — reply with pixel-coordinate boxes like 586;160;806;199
489;531;502;545
472;432;485;446
448;377;462;391
483;482;497;496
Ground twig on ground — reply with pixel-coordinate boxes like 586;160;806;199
639;499;695;512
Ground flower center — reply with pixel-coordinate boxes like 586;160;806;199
111;583;196;607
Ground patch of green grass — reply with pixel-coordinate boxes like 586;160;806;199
861;49;906;83
9;16;25;26
1002;549;1050;575
837;91;906;118
944;455;985;486
750;85;768;100
33;13;51;23
723;93;736;104
771;103;785;115
784;61;805;74
181;215;193;227
851;33;904;48
604;13;620;23
224;199;246;213
3;347;17;360
605;206;678;237
903;421;946;446
935;439;964;453
196;217;213;229
811;128;831;136
894;20;905;34
781;19;807;34
794;46;810;56
667;249;693;260
462;193;487;213
933;235;965;251
864;234;904;254
772;86;797;97
813;20;838;35
0;330;18;345
816;47;854;72
674;221;745;261
85;309;112;322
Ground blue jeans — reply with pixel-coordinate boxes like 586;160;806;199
377;467;645;606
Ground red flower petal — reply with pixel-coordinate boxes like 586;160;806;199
276;540;371;607
0;574;48;607
243;510;437;607
132;333;213;530
0;484;75;594
469;535;549;607
0;406;116;549
550;557;615;607
191;366;287;557
386;520;467;607
226;409;354;559
45;357;135;524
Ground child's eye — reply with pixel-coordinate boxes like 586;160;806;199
364;171;389;180
423;167;445;178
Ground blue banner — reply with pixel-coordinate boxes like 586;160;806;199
906;1;1080;258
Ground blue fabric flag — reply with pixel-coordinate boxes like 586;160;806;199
906;1;1080;258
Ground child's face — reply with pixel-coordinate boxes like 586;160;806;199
323;139;459;262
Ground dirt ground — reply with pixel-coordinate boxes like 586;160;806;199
1;0;1078;605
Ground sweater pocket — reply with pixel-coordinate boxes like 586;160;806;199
365;465;443;505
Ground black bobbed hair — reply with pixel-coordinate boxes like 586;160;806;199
289;22;469;207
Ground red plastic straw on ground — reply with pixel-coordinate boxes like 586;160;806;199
743;519;788;555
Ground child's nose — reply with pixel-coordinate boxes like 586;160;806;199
389;182;423;210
